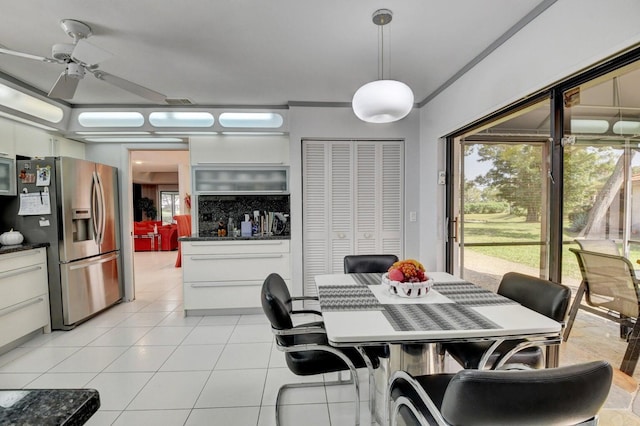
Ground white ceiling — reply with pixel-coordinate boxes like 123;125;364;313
0;0;547;107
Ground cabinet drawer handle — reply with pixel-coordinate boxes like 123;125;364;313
190;254;284;261
190;282;261;288
0;297;45;318
192;241;284;246
0;265;42;280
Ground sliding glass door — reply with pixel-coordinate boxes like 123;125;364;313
450;100;551;291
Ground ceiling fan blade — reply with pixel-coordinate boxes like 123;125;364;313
48;71;80;99
0;46;60;64
92;70;166;103
71;39;113;66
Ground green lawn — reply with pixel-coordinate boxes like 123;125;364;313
463;213;582;281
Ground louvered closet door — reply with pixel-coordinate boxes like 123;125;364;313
303;140;403;297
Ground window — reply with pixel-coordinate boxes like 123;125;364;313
160;191;181;224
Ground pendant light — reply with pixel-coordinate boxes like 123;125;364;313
352;9;414;123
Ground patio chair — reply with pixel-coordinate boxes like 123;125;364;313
575;238;620;255
565;248;640;375
261;272;378;426
388;360;612;426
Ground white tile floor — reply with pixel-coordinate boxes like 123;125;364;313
0;251;370;426
2;250;640;425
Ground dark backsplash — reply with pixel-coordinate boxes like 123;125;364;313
198;194;290;237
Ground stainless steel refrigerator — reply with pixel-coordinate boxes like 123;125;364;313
12;157;122;330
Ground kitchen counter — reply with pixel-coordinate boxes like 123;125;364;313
0;388;100;425
180;235;289;241
0;242;50;255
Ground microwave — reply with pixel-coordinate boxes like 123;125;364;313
0;156;16;196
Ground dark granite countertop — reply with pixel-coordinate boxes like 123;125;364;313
0;243;49;255
179;235;289;241
0;388;100;425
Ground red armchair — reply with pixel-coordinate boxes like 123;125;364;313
174;214;192;267
158;225;178;251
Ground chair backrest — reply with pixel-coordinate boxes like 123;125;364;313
261;273;294;344
174;214;192;237
570;248;640;317
497;272;571;322
343;254;399;274
440;360;612;425
575;239;620;255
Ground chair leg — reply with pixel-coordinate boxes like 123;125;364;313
563;282;586;341
621;319;640;376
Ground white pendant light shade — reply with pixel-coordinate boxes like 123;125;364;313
352;79;414;123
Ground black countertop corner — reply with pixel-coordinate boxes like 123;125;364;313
0;388;100;425
0;242;50;255
179;235;290;241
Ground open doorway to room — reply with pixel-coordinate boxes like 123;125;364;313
130;150;190;294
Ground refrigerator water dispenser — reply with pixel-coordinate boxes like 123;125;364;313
72;208;93;242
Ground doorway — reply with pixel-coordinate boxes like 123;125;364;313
449;100;552;290
129;149;190;297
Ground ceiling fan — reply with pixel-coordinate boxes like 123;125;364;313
0;19;166;103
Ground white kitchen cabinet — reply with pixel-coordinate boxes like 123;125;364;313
0;119;15;158
190;135;289;165
182;239;290;314
0;248;51;352
302;140;404;297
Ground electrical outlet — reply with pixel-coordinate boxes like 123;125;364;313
409;211;417;222
438;171;446;185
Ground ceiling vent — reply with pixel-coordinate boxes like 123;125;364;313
164;98;194;105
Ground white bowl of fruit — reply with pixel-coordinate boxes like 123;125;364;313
381;259;433;298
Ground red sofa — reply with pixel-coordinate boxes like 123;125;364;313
134;221;178;251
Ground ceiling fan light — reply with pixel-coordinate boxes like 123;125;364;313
352;80;414;123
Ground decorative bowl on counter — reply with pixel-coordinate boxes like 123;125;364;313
0;229;24;246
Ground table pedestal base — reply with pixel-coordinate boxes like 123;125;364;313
373;343;445;425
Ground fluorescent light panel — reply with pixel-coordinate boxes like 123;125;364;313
78;111;144;127
570;119;609;134
613;120;640;135
0;83;63;123
84;137;183;143
76;131;151;135
149;111;214;127
218;112;283;128
0;110;58;131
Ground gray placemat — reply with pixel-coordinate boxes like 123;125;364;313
318;284;384;311
382;303;500;331
350;272;384;286
433;282;517;306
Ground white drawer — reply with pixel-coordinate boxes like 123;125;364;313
183;252;290;282
0;294;49;348
0;248;46;272
182;240;290;255
0;262;48;311
184;282;265;310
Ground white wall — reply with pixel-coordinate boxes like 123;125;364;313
288;105;420;296
421;0;640;270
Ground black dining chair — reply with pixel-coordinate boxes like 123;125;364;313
344;254;399;274
261;272;377;426
444;272;571;370
388;360;612;426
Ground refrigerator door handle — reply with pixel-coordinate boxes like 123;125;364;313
96;171;106;246
91;171;101;246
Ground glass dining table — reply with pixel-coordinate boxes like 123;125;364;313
314;271;563;423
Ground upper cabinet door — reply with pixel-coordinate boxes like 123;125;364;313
189;135;289;165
